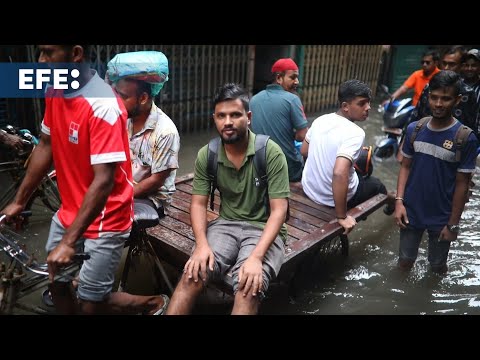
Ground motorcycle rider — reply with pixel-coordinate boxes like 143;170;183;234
396;46;480;164
407;46;479;139
462;49;480;102
387;50;440;107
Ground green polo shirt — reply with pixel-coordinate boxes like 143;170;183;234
192;130;290;242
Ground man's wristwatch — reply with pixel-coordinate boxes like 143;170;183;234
447;224;460;233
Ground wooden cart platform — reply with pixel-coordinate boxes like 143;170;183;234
147;173;388;293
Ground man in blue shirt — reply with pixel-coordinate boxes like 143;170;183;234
394;70;478;274
250;58;308;182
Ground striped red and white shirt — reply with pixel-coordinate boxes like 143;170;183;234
42;70;133;238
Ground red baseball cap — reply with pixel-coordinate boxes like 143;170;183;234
271;58;299;73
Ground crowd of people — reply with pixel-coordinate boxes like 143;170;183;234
1;44;479;315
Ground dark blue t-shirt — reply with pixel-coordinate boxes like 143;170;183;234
401;119;478;231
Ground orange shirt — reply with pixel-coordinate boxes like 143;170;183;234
404;67;440;106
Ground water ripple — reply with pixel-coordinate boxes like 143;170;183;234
344;266;381;281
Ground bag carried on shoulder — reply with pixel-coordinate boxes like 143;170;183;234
354;145;373;179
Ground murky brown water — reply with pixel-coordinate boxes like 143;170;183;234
2;102;480;315
261;106;480;315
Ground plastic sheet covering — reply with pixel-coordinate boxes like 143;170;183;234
106;51;169;96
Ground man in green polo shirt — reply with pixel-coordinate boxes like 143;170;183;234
166;83;290;315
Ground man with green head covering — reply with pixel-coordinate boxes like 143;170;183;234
107;51;180;216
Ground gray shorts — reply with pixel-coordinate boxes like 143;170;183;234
46;213;130;302
205;218;285;298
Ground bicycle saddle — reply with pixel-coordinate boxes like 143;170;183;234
133;200;160;230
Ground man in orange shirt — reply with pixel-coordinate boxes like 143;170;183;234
389;50;440;106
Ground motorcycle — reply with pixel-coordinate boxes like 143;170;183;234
374;85;415;159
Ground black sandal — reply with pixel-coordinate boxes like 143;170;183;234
41;289;54;307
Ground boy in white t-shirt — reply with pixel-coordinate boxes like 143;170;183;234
301;79;395;235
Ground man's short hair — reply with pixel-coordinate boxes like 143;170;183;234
338;79;372;104
429;70;462;96
423;49;440;62
61;45;91;60
213;83;249;112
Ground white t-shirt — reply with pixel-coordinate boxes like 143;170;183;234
301;113;365;207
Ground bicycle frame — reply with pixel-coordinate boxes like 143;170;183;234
0;214;50;314
0;159;25;174
0;142;61;216
0;156;27;210
117;200;174;295
0;214;85;314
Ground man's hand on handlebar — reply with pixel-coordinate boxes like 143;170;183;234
1;131;24;152
0;208;31;225
47;243;78;283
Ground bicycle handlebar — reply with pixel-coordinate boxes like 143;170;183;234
72;253;90;261
0;210;32;224
1;217;89;279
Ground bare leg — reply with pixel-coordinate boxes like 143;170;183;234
49;281;79;315
165;273;204;315
467;174;475;202
231;291;260;315
78;292;167;315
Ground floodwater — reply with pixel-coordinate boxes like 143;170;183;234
260;106;480;315
2;102;480;315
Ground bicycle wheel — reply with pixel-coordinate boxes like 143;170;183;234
22;171;60;224
0;179;22;210
37;171;61;212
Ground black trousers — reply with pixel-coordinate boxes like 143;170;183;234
347;175;387;209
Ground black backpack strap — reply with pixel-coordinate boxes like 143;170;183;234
253;134;269;187
207;137;221;211
409;116;431;148
251;134;291;221
253;134;271;217
454;124;473;162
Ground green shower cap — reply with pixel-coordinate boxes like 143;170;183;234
106;51;169;96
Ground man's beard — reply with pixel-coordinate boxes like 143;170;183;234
221;127;246;144
128;104;141;118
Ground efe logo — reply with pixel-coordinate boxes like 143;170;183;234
19;68;80;90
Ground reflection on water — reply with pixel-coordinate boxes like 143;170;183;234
3;103;480;315
262;106;480;315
